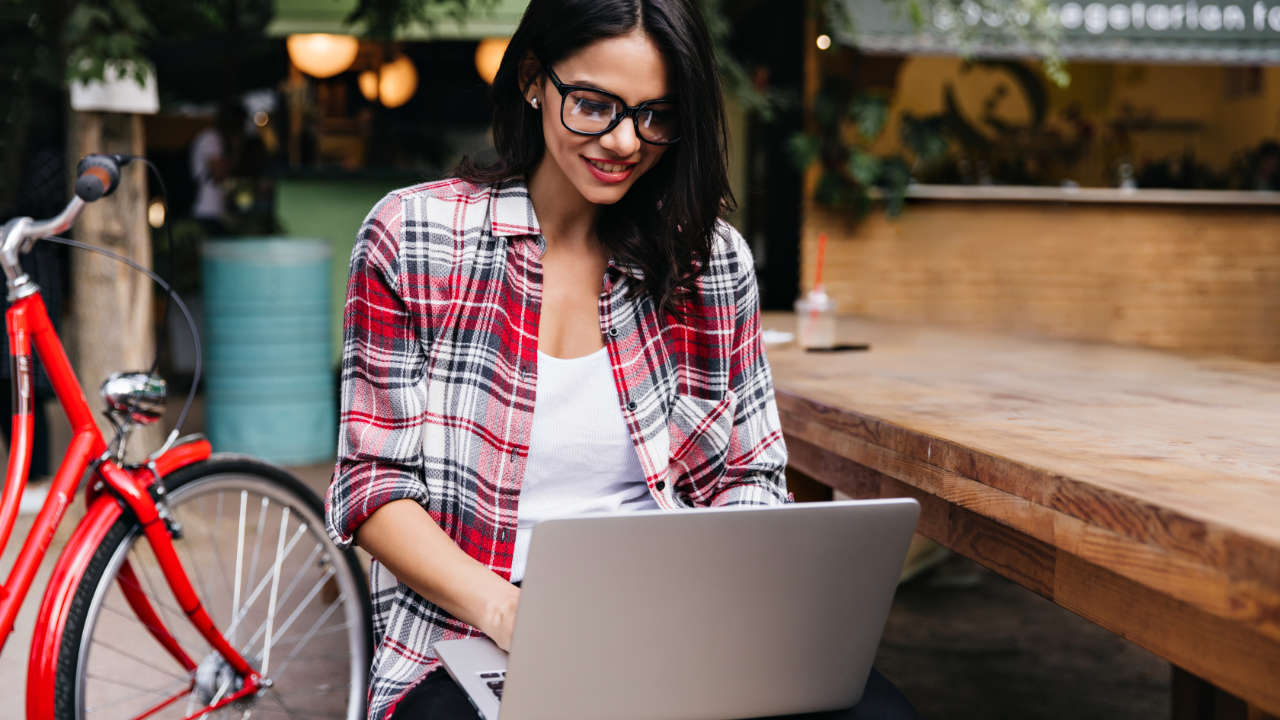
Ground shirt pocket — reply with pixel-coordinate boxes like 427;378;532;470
667;391;736;493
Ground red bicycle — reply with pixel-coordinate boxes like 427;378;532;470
0;154;370;719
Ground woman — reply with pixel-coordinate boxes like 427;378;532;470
325;1;917;718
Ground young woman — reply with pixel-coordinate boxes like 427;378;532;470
325;1;917;718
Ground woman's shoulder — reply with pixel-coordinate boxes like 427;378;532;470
366;177;492;219
359;177;505;245
705;218;755;283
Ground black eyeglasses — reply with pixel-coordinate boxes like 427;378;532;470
541;62;681;145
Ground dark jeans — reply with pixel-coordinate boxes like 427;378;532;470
390;667;918;720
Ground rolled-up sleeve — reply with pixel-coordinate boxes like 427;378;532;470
710;226;790;507
325;193;430;548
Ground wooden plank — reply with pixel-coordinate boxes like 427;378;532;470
785;438;1280;716
767;315;1280;713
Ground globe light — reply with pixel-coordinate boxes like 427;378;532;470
147;198;166;229
378;55;419;108
286;34;359;79
474;37;509;85
358;70;379;101
816;34;832;50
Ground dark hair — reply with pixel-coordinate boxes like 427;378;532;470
455;0;733;315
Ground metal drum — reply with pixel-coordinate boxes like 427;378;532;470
201;237;334;465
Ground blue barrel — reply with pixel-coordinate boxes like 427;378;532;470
202;238;335;464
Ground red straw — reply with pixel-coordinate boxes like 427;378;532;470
813;233;828;290
807;233;829;330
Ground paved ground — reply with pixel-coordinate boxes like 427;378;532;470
1;403;1170;718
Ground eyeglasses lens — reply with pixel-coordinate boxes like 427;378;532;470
563;89;679;144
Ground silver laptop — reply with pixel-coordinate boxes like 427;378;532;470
436;498;920;720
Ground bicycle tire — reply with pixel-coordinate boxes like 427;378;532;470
53;456;372;719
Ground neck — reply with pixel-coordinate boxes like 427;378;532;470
527;155;598;250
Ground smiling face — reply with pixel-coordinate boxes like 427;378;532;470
526;29;673;207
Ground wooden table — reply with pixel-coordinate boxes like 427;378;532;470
764;313;1280;717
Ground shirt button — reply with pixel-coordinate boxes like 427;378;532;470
626;400;637;411
509;448;519;459
655;480;666;491
499;528;509;542
607;327;619;338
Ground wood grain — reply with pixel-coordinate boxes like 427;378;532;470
767;314;1280;714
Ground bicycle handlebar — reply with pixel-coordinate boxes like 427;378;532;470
1;154;133;287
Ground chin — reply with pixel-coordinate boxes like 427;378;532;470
579;182;632;206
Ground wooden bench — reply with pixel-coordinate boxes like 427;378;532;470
764;313;1280;719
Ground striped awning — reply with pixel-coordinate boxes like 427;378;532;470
266;0;529;39
837;0;1280;64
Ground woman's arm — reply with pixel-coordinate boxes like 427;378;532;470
711;223;790;506
325;192;519;648
356;500;521;649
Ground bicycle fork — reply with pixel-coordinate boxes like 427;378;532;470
99;459;267;716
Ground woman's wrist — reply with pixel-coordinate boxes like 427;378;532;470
479;580;521;649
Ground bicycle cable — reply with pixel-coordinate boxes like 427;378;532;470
39;156;202;454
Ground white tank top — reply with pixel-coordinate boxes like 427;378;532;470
510;347;658;582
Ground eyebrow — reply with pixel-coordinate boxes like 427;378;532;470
562;76;674;104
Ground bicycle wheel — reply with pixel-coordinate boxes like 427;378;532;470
54;456;371;719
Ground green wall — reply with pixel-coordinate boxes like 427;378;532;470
276;177;419;362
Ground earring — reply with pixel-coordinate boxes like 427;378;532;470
530;97;539;109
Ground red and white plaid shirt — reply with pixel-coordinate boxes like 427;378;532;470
324;177;788;719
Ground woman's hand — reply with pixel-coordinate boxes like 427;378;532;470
481;583;522;651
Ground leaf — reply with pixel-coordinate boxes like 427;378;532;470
900;113;950;163
848;94;888;140
877;156;912;217
847;150;881;187
787;133;821;172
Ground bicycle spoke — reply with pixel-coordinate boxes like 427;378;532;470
245;496;271;614
238;547;329;654
223;523;310;641
232;490;248;648
172;517;217;623
269;619;350;650
90;637;193;683
84;671;189;704
84;678;189;715
261;581;344;680
262;688;349;719
261;506;291;677
113;546;207;653
206;491;237;622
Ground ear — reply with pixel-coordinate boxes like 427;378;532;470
517;51;543;102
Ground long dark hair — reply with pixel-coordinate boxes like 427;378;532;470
455;0;733;315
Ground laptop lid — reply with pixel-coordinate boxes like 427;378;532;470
497;498;920;720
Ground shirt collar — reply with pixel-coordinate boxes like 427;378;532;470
488;177;542;240
486;176;646;281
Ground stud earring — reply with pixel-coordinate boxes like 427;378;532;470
530;97;539;109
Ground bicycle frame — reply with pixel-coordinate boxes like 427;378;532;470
0;289;265;719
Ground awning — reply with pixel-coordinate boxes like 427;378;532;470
266;0;529;39
836;0;1280;64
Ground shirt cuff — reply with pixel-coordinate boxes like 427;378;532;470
709;479;789;508
325;466;429;548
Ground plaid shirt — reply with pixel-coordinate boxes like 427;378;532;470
324;177;788;719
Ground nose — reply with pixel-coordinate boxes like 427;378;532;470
599;115;641;158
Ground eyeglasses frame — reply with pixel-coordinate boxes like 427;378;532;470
540;62;681;145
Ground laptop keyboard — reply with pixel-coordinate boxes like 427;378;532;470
479;670;506;700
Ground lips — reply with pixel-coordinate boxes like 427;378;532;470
582;156;637;184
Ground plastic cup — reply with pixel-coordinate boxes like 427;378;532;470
794;288;837;349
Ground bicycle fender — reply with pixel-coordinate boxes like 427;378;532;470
26;493;124;720
151;437;213;478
